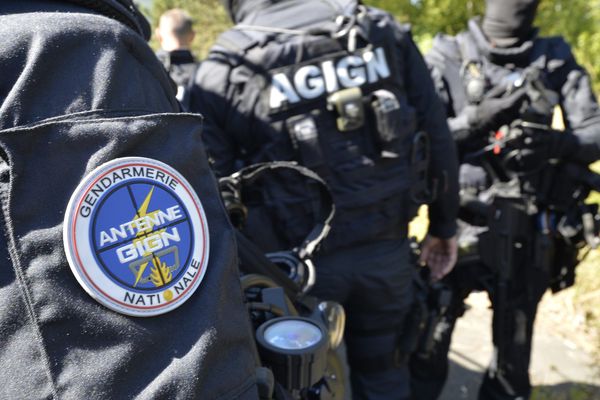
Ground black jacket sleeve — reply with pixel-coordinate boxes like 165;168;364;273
426;34;485;156
554;39;600;164
400;29;459;239
191;55;240;177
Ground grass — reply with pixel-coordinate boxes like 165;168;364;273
531;384;600;400
573;250;600;361
579;162;600;365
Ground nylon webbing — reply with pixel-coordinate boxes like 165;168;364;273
220;161;335;260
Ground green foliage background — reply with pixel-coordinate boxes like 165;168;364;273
146;0;600;92
145;0;231;57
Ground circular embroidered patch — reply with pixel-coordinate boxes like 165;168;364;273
63;157;209;317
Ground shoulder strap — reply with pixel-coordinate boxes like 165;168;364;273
217;2;364;58
456;31;482;66
455;31;489;105
215;28;261;55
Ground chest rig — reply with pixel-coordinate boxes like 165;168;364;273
214;6;430;247
457;32;567;187
456;32;562;121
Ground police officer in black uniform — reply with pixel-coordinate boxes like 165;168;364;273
193;0;460;398
155;8;201;111
410;1;600;399
0;1;259;398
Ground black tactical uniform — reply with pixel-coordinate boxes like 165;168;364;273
156;49;200;111
0;1;259;398
411;1;600;399
193;0;459;398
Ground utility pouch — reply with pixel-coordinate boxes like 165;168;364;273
327;87;365;132
371;89;416;158
463;62;487;104
287;115;324;169
410;131;436;204
478;196;530;274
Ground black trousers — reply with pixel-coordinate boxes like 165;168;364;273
310;238;415;400
410;251;550;400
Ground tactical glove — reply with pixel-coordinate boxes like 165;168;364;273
520;125;580;160
467;86;528;136
503;123;580;173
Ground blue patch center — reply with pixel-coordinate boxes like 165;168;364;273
90;179;194;293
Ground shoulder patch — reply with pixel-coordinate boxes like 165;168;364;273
63;157;210;317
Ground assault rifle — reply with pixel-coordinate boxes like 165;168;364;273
462;66;600;383
459;169;600;386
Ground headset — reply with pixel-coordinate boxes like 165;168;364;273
219;161;335;294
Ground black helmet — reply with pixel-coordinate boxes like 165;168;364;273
64;0;151;40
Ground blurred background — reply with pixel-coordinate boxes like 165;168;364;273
141;0;600;93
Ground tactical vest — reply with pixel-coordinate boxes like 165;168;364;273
432;27;592;293
213;7;424;249
442;29;566;120
435;29;577;198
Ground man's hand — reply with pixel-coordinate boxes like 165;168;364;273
419;235;458;282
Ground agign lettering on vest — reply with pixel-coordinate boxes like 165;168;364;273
269;47;391;110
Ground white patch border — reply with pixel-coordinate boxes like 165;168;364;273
63;157;210;317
